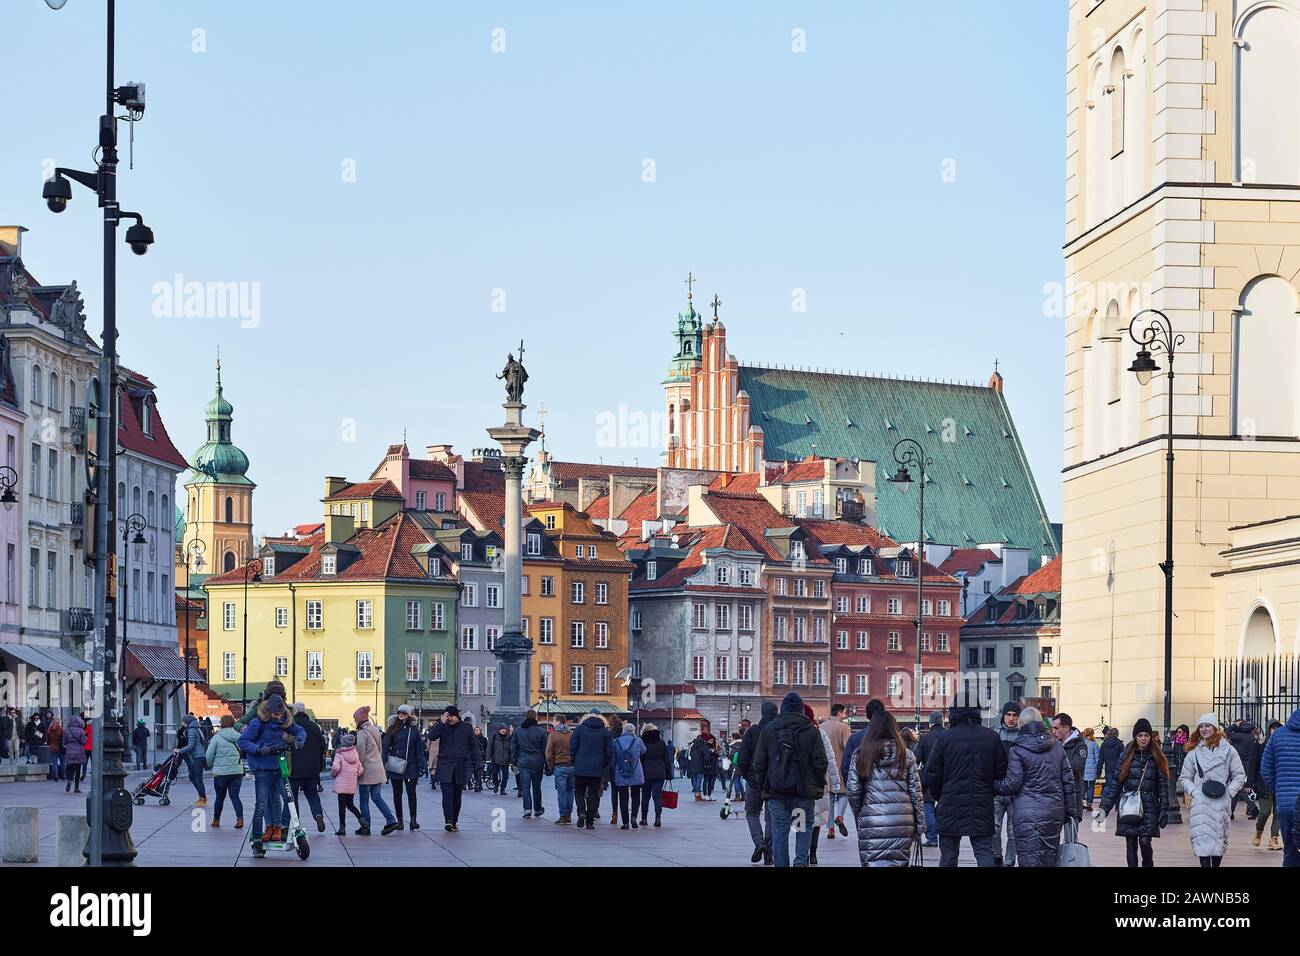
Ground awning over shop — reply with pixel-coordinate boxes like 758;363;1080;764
532;700;627;716
124;645;205;683
0;642;93;672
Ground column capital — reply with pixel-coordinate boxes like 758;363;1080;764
502;455;529;480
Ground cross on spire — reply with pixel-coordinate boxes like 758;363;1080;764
711;293;721;319
536;401;548;435
685;272;695;302
518;338;526;364
994;357;1000;374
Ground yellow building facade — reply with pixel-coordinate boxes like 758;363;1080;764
1061;0;1300;730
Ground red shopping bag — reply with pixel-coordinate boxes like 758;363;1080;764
661;780;679;810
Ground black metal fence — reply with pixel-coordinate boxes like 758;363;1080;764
1212;656;1300;729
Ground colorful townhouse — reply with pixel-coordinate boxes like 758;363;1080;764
203;478;459;734
369;440;458;515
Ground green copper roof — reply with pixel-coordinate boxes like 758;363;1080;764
175;504;185;541
188;362;253;486
737;366;1059;563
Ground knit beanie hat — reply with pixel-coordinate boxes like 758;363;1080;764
340;732;356;748
353;705;370;724
1195;713;1219;729
1132;718;1153;738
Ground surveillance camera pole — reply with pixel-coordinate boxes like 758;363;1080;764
42;0;138;866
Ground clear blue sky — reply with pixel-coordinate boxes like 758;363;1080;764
6;1;1067;537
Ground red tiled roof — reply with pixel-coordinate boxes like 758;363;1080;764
1004;554;1062;595
765;457;830;484
938;547;1000;576
584;495;611;519
547;460;657;485
795;519;956;583
206;513;434;585
697;492;826;564
631;525;736;590
116;367;189;470
461;459;505;493
709;473;761;494
618;490;659;526
326;479;403;500
295;523;325;536
459;490;507;531
409;459;456;481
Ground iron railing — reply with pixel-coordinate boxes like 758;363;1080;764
1212;656;1299;730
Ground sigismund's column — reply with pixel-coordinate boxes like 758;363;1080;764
486;346;540;728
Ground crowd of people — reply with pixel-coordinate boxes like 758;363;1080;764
18;677;1298;869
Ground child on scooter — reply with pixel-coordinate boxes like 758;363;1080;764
237;694;305;857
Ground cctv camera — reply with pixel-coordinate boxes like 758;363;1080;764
42;177;71;213
125;222;154;256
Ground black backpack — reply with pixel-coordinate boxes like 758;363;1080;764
615;737;639;778
765;724;803;796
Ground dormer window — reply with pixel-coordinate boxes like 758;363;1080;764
789;540;805;561
897;559;912;578
527;533;542;556
835;557;848;574
141;397;152;435
716;564;730;585
322;554;336;575
647;560;658;581
859;558;872;575
263;556;275;578
461;543;474;561
545;514;556;530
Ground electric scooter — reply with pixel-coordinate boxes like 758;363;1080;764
251;745;310;860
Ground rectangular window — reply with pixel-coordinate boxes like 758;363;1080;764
571;581;585;604
813;579;825;598
793;660;807;685
835;558;848;574
860;559;873;575
461;543;474;561
541;576;555;596
836;596;849;613
983;647;997;668
693;603;707;629
574;545;584;558
595;582;608;605
794;578;807;598
1040;646;1055;666
856;674;868;695
431;601;445;630
570;665;584;694
527;533;542;556
539;618;554;644
937;633;949;652
540;663;554;691
223;601;236;630
739;567;753;586
47;448;57;499
223;652;236;681
29;444;39;495
6;544;13;603
356;651;373;681
322;554;336;575
460;667;479;695
939;600;951;616
306;600;323;630
47;552;56;608
837;673;849;694
857;630;869;650
461;625;478;651
774;659;787;685
485;667;497;696
595;621;609;648
415;491;426;510
716;656;730;680
775;577;787;596
794;616;807;642
921;632;932;652
307;651;323;681
836;630;848;650
545;514;556;530
715;564;730;585
462;583;478;607
897;559;912;578
921;599;932;615
967;646;980;668
774;616;787;641
888;596;902;615
738;604;753;631
275;656;288;678
487;625;500;650
435;492;446;512
692;655;707;681
812;660;825;686
857;596;869;613
646;560;657;581
888;632;901;651
717;603;730;629
356;599;373;629
738;656;752;681
631;609;642;630
430;653;444;682
521;574;530;595
814;618;825;643
406;600;422;631
263;556;275;578
595;665;608;695
406;651;421;681
888;673;903;696
276;606;288;627
486;584;502;609
570;621;585;648
1011;645;1025;667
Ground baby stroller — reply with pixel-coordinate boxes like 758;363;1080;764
133;752;180;806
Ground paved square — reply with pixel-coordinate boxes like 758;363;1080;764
0;770;1286;867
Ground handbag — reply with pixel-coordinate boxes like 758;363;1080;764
910;836;925;868
661;775;679;810
1117;761;1147;825
1057;818;1091;868
385;727;412;776
1194;754;1226;799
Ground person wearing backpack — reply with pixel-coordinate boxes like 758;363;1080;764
737;700;778;864
205;715;246;829
751;692;828;867
612;722;647;829
174;713;210;807
1092;718;1169;867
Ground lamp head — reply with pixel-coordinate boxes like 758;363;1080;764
0;487;14;513
888;464;913;485
1129;348;1159;386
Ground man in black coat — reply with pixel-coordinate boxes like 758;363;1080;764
289;704;327;832
751;692;827;868
1099;726;1123;788
426;706;477;830
912;711;947;847
923;704;1007;866
736;700;777;864
1051;713;1088;822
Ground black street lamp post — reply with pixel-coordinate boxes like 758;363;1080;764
240;558;263;711
1127;308;1185;825
181;537;205;714
888;437;931;730
42;0;156;867
118;513;145;720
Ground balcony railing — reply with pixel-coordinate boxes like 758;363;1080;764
67;407;86;448
66;607;94;633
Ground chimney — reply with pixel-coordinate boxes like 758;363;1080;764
0;225;27;258
324;475;348;498
988;369;1004;393
325;513;355;545
426;444;453;462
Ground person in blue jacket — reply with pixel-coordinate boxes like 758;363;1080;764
173;713;209;807
1260;705;1300;867
568;711;613;830
237;694;306;856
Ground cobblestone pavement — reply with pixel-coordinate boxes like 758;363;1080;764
0;770;1286;867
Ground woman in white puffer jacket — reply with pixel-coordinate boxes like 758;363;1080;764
1178;713;1246;867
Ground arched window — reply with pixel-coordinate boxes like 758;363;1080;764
67;379;75;412
1234;275;1300;437
147;489;155;526
1237;4;1300;184
668;403;676;436
1109;48;1127;158
225;496;234;524
117;481;126;516
223;551;236;573
1242;604;1278;659
161;494;169;532
132;486;141;518
48;371;59;411
30;365;41;407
